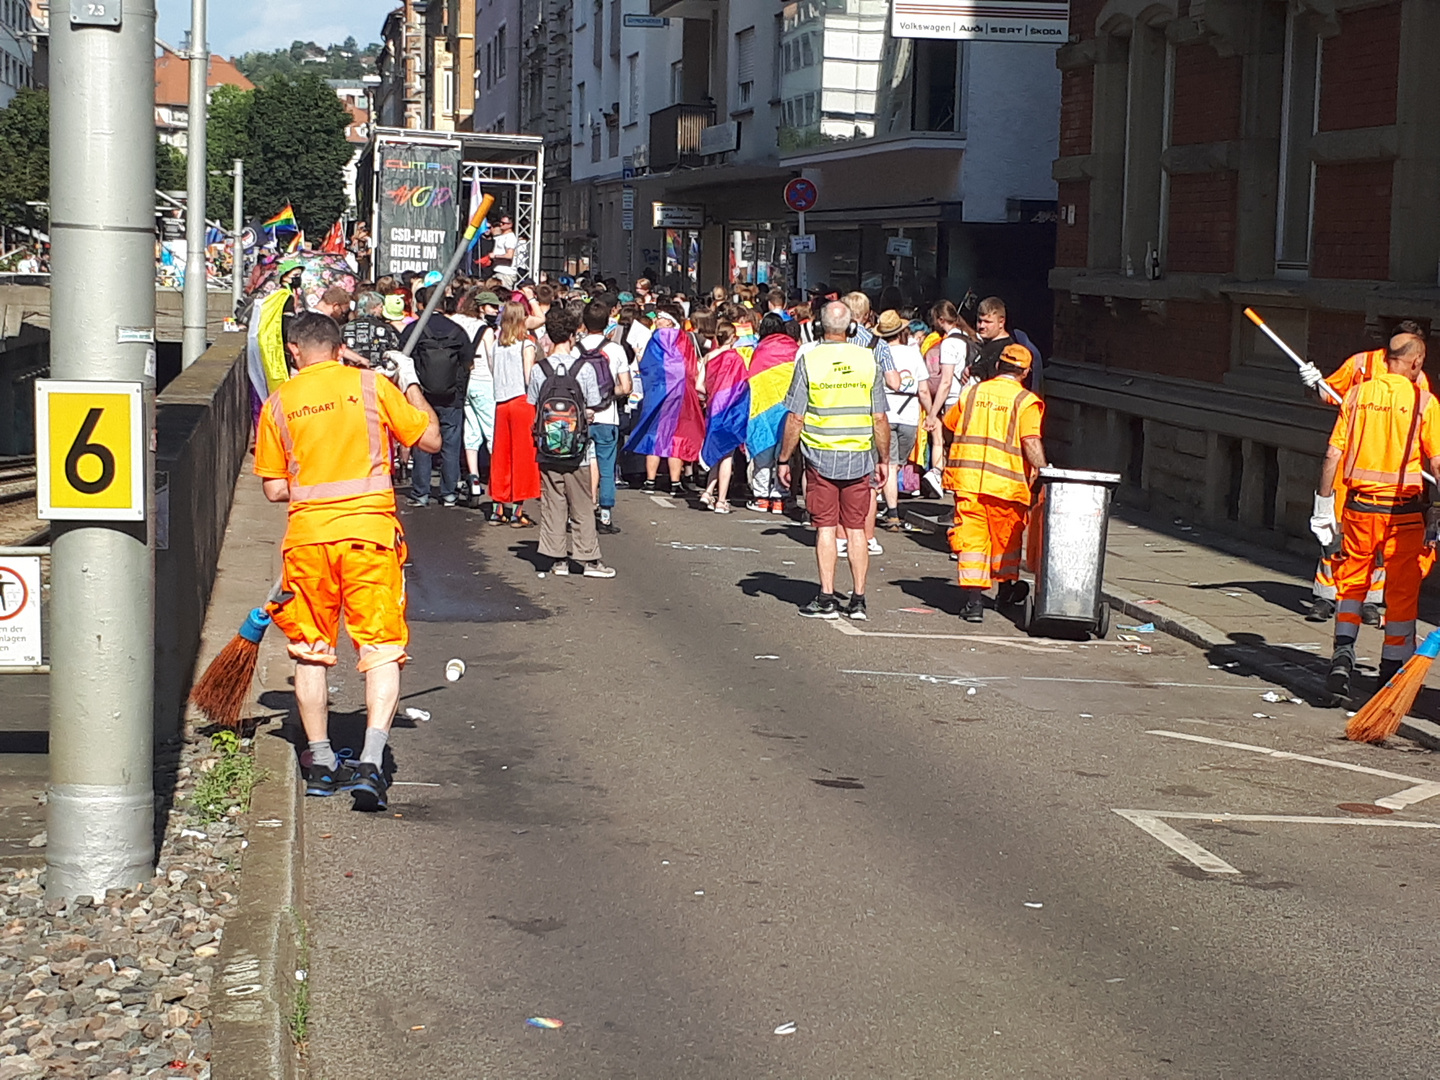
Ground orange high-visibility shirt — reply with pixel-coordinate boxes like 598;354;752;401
941;376;1043;505
255;360;430;550
1329;372;1440;499
1325;348;1434;400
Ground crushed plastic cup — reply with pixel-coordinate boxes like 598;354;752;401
446;658;466;682
1260;691;1284;703
774;1021;797;1036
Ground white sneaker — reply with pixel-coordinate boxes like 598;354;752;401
922;469;944;498
836;537;849;557
583;561;617;578
868;537;883;555
551;559;571;576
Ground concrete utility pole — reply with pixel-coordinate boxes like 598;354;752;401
181;0;209;367
231;158;244;314
47;0;157;897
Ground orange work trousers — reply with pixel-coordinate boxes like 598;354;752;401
949;492;1026;589
271;538;409;670
1333;505;1424;663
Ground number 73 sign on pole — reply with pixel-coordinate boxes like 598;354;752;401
36;381;146;521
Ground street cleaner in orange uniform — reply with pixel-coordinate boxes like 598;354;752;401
1311;331;1440;700
932;343;1047;624
254;312;441;810
1299;321;1433;623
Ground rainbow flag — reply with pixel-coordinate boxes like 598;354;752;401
700;347;750;469
745;332;798;467
263;204;297;232
624;328;705;461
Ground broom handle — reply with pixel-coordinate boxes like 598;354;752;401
1244;307;1437;486
399;194;496;359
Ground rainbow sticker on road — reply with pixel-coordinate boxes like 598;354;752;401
526;1017;564;1029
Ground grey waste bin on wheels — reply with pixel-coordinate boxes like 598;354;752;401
1023;467;1122;639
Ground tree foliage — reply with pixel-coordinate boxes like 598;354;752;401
233;38;379;85
156;139;188;191
206;84;253;212
0;89;49;229
244;74;355;234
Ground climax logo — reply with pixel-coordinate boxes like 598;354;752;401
383;159;447;171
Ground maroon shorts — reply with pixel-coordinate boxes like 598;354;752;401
806;467;871;530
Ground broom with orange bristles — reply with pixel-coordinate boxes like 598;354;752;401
189;605;278;730
1346;626;1440;743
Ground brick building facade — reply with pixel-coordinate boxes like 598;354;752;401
1044;0;1440;550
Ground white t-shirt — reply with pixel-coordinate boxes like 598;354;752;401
578;332;628;426
490;230;517;263
940;332;974;408
885;342;926;426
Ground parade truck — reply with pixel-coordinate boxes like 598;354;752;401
357;128;546;281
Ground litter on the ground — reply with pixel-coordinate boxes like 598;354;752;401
1133;645;1152;654
403;708;431;722
899;607;937;614
1137;598;1160;605
1119;623;1155;633
1024;902;1043;909
526;1017;564;1029
1253;713;1272;719
966;687;977;696
694;890;705;895
1260;691;1285;703
1106;978;1125;984
774;1022;797;1036
1118;634;1140;642
755;655;780;660
1079;713;1093;718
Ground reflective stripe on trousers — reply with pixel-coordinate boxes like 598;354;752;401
1332;508;1425;663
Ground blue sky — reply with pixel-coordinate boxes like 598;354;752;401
154;0;395;57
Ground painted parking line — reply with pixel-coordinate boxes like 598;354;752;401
1111;810;1239;874
1147;729;1435;794
829;619;1130;653
649;495;675;508
659;541;760;553
842;668;1268;691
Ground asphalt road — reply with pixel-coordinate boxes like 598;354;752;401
301;488;1440;1079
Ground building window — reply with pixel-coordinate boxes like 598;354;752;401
593;0;604;69
577;80;586;143
443;68;455;115
497;26;507;79
671;60;684;104
1275;8;1321;277
591;122;602;163
627;53;639;124
912;41;962;133
609;0;621;59
735;27;755;110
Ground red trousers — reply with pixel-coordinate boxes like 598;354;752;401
490;396;541;504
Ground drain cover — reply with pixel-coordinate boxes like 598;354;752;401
1337;802;1394;815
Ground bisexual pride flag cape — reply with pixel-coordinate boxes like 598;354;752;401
700;348;750;468
745;332;799;467
625;328;705;461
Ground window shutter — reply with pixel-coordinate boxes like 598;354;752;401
737;28;756;85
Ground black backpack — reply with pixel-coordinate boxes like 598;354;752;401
578;339;617;410
531;358;590;465
411;328;467;399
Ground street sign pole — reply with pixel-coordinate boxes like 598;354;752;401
182;0;209;367
798;210;807;294
231;158;244;314
47;0;157;898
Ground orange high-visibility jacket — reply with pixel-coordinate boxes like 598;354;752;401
255;360;430;550
1324;349;1386;400
1330;372;1440;499
942;376;1044;505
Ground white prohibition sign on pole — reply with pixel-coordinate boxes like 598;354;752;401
0;557;42;667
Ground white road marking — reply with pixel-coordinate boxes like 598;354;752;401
1376;782;1440;811
649;495;675;508
829;620;1094;653
1126;810;1440;828
390;781;442;787
843;668;1265;691
1111;810;1239;874
1147;730;1429;787
660;541;760;553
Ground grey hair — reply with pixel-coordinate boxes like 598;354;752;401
356;291;385;314
820;300;852;336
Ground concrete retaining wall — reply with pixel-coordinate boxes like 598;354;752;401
154;336;252;746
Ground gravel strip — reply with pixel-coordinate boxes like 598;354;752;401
0;736;253;1079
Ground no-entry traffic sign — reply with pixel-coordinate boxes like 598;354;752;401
784;178;819;213
36;380;146;521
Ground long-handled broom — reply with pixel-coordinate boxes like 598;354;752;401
1345;627;1440;743
189;605;276;730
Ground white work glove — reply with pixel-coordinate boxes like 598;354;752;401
1310;492;1338;549
1298;361;1324;389
382;350;419;393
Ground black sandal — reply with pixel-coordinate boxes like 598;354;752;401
488;504;509;526
510;510;536;528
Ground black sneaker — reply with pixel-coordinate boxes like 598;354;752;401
405;494;430;507
1327;645;1355;698
845;595;868;621
960;590;984;624
304;760;357;797
641;479;657;494
350;762;389;812
669;481;687;499
596;518;621;534
996;580;1029;608
1306;598;1335;623
1361;602;1382;627
799;594;841;620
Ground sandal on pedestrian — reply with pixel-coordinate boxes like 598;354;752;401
699;489;716;508
713;500;732;514
488;504;509;526
511;510;536;528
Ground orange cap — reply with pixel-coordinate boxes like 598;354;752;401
1000;343;1033;371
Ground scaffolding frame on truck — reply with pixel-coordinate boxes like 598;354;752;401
358;128;546;279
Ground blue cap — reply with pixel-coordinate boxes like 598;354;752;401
423;270;444;287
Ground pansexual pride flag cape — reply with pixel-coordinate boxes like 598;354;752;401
625;328;705;461
745;332;799;467
700;348;750;468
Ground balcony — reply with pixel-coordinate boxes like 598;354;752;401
648;103;716;171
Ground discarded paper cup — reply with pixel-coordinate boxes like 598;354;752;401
446;658;466;682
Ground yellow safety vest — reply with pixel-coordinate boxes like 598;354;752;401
801;343;877;453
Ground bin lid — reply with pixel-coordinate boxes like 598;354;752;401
1038;466;1122;486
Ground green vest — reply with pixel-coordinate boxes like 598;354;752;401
801;343;877;452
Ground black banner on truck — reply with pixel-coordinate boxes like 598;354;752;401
375;144;461;278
